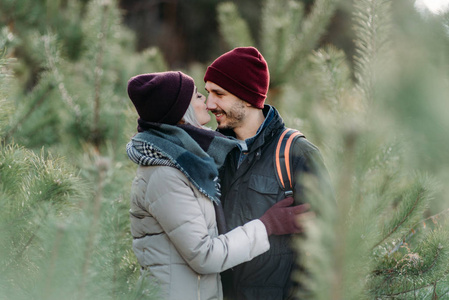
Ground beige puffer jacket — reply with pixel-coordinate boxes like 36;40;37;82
130;165;270;300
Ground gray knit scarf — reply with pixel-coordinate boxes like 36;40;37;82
126;122;238;203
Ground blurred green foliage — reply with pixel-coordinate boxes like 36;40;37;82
1;0;449;299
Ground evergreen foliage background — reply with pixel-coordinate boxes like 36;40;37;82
1;0;448;299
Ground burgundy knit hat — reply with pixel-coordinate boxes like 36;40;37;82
203;47;269;109
127;71;194;124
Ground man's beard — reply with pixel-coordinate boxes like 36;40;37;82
214;101;246;130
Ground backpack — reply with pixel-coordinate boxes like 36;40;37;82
274;128;305;197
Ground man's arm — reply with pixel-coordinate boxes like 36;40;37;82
290;138;335;207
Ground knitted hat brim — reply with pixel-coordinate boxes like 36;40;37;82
204;66;265;109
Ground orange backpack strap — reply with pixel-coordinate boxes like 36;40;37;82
274;128;305;197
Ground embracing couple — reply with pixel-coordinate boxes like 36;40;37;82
126;47;332;300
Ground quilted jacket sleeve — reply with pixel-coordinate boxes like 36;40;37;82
290;137;335;206
145;167;270;275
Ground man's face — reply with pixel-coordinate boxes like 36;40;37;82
205;81;247;131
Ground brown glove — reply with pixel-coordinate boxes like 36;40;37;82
259;197;309;236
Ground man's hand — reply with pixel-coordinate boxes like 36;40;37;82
259;197;311;236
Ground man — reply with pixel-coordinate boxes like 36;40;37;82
204;47;332;299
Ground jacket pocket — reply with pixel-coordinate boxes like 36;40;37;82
241;175;280;221
248;174;279;195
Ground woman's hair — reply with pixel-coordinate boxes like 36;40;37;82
181;103;212;130
181;104;202;127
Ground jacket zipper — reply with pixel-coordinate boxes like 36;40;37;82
197;274;201;300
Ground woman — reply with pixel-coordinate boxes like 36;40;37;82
126;71;306;300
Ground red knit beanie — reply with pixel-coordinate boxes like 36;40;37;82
127;71;194;124
203;47;269;109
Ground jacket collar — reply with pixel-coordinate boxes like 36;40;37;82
250;105;284;151
218;105;285;153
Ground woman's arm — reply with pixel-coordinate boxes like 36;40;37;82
146;167;270;275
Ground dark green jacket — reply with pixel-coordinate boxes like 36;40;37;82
219;105;332;300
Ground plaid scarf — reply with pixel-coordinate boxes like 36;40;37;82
127;122;238;203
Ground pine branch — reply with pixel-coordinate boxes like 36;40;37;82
217;2;254;49
2;82;54;142
373;242;442;277
373;188;425;249
389;208;449;255
92;2;111;149
79;155;108;299
43;33;81;119
352;0;392;103
260;0;282;74
380;277;444;298
309;46;351;106
370;221;449;298
278;0;337;85
332;129;358;300
260;0;305;80
439;287;449;298
7;206;52;269
372;258;445;298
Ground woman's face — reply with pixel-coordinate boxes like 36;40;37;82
191;86;211;125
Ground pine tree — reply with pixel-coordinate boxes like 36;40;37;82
0;0;167;298
363;2;449;297
291;0;449;299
